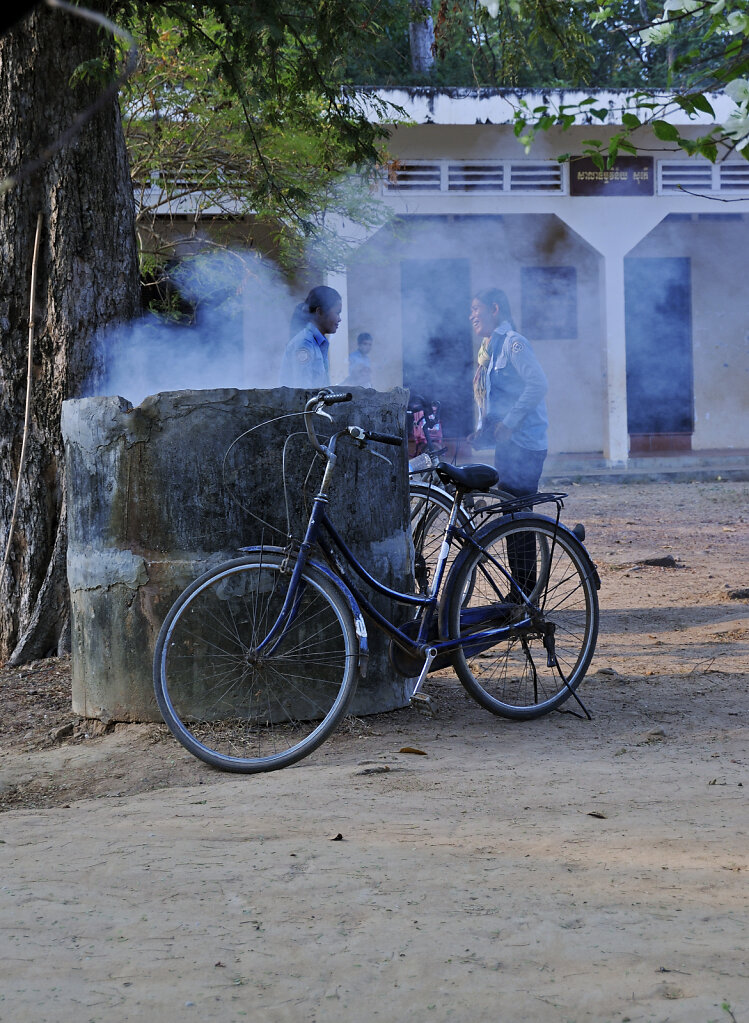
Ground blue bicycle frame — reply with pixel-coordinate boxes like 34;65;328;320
250;424;531;683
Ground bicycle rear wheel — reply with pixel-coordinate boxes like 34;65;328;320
469;489;551;600
442;517;599;719
410;481;551;604
153;553;359;772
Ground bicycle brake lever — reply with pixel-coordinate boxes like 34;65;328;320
346;426;393;466
369;449;392;467
314;403;333;422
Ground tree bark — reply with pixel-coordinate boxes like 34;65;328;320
409;0;435;74
0;2;140;663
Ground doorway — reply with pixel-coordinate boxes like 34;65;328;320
624;256;694;453
400;258;474;438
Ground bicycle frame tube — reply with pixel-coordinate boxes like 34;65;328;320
317;504;525;657
257;425;532;661
316;511;437;651
452;525;532;607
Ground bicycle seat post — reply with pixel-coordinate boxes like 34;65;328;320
426;492;465;599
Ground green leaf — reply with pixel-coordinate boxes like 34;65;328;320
621;113;641;129
674;96;696;114
696;139;718;163
689;93;715;116
652;120;680;141
725;38;742;59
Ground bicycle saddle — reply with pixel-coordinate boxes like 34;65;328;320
435;462;499;492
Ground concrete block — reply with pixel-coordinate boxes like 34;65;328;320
62;387;414;721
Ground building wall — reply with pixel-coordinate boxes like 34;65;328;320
365;120;749;456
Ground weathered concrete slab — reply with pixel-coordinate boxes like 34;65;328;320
62;387;413;721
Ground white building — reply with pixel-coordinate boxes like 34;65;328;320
324;89;749;467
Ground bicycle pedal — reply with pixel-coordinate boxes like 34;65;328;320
410;692;434;714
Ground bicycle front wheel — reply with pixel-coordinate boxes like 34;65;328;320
153;553;359;772
443;517;599;719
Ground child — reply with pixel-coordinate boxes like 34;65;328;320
345;332;373;387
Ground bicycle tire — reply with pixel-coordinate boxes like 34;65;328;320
441;516;599;719
469;488;552;601
409;480;550;604
153;552;359;773
409;481;471;594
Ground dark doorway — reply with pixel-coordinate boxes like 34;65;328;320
624;256;694;452
400;258;473;438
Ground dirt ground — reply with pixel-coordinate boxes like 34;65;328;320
1;479;747;1022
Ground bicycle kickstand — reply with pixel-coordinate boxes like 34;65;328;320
410;646;438;713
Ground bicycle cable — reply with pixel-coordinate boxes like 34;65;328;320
221;411;328;541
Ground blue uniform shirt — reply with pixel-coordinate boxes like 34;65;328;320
484;321;548;451
280;324;330;388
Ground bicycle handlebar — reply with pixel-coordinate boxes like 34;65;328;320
354;428;403;447
303;391;404;458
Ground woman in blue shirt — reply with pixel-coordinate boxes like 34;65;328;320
469;287;549;594
280;286;342;388
469;287;548;496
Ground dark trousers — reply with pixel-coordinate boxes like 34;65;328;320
494;442;547;596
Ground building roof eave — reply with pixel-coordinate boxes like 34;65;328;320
353;86;734;128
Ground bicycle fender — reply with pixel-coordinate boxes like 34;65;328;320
501;511;602;590
446;512;601;593
238;545;369;677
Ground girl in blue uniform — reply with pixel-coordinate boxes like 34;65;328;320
469;287;549;593
280;286;342;388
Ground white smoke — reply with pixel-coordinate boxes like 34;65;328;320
94;251;295;404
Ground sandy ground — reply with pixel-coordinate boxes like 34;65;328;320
1;479;748;1023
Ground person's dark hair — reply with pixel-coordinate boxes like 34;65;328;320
473;287;515;330
289;285;342;338
357;331;373;345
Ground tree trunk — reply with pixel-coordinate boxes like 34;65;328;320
409;0;435;74
0;2;140;663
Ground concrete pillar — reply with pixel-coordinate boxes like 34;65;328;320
551;202;666;465
599;254;629;464
62;387;413;722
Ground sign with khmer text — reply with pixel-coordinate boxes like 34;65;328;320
570;156;654;197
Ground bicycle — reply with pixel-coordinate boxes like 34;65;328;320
153;390;600;774
409;443;555;601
